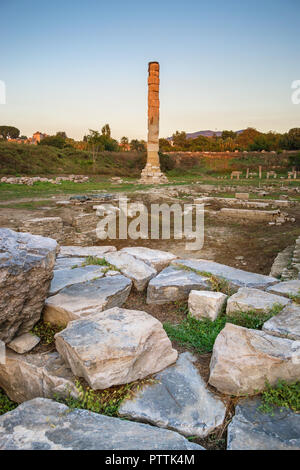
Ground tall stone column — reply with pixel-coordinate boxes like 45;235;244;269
140;61;168;184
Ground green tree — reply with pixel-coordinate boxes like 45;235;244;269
0;126;20;140
101;124;111;138
120;136;129;150
56;131;67;139
130;139;146;152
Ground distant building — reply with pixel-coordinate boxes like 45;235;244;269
7;131;48;145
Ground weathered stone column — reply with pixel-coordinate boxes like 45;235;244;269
139;61;168;184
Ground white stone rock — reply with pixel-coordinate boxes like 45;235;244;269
0;398;203;450
0;350;77;403
49;265;105;295
266;280;300;298
7;333;40;354
44;275;132;325
209;323;300;396
188;290;227;321
227;398;300;450
226;287;290;315
0;228;58;343
119;352;226;438
104;252;156;291
58;245;116;258
147;267;210;304
262;303;300;340
120;247;177;271
172;259;277;289
55;307;178;390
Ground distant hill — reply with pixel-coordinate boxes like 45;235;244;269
167;129;245;140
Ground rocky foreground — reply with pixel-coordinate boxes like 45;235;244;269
0;228;299;450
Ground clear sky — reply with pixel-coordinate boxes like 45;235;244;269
1;0;299;140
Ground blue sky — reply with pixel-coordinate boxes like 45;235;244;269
1;0;299;140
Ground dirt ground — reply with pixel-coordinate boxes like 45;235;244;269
1;188;300;275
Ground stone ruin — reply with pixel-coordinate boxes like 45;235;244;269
1;175;89;186
139;62;168;184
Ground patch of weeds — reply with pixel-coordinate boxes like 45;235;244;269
164;315;226;354
258;380;300;414
80;256;119;273
288;290;300;305
57;378;156;417
227;303;284;330
0;388;17;415
31;320;65;345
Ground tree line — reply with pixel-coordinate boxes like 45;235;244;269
1;125;300;153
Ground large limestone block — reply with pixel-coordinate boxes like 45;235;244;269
120;247;177;271
172;259;277;289
44;275;132;325
227;398;300;450
55;307;178;389
0;228;57;343
0;350;77;403
147;266;210;304
209;323;300;396
104;251;156;291
266;280;300;298
188;290;227;321
58;245;116;258
49;265;105;295
0;398;203;450
262;303;300;340
119;352;226;438
226;287;290;315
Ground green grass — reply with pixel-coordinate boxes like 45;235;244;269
226;303;284;330
0;389;17;415
57;378;156;417
258;380;300;414
164;315;227;354
78;256;119;273
31;320;65;344
163;299;285;354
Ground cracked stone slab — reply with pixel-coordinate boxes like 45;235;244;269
266;280;300;298
7;333;40;354
172;259;277;290
226;287;290;315
209;323;300;396
0;350;77;403
227;398;300;450
44;275;132;325
104;251;157;291
0;228;58;343
55;307;178;389
49;265;105;295
262;303;300;340
0;398;204;450
58;245;116;258
147;266;210;304
120;247;177;271
119;352;226;438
